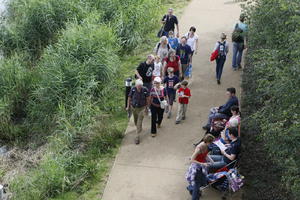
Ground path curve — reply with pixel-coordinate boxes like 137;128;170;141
102;0;242;199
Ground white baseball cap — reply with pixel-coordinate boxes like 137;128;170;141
153;77;162;83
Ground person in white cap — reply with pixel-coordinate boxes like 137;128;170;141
149;77;168;137
126;79;150;144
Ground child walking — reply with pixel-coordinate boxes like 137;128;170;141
175;80;191;124
213;32;229;84
153;55;163;80
168;31;179;50
163;67;180;118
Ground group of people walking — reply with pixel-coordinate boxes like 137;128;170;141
126;8;246;148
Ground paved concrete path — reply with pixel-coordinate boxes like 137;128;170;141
102;0;242;199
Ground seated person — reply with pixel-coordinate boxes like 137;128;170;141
186;134;215;200
202;87;239;130
208;127;241;170
220;105;241;144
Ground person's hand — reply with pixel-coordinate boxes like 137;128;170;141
176;32;180;38
244;44;248;49
144;108;149;114
220;149;226;155
126;107;130;111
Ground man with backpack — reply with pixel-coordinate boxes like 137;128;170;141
213;33;229;84
160;8;179;37
231;14;248;70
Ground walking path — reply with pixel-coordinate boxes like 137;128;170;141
102;0;242;199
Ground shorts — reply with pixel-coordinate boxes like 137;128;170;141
168;92;176;106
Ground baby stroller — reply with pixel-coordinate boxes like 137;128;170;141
186;160;243;200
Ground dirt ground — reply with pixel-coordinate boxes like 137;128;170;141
102;0;243;199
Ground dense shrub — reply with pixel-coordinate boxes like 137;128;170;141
26;16;120;134
241;0;300;199
0;55;37;140
0;0;88;60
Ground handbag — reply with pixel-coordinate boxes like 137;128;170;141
157;26;165;38
154;87;168;109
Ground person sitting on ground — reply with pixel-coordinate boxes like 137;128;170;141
176;36;192;80
175;80;191;124
220;105;241;144
126;79;150;145
186;134;215;200
153;55;163;80
168;31;179;50
202;87;239;130
135;55;155;91
161;8;179;37
209;127;241;170
163;67;180;118
163;49;182;79
154;36;171;62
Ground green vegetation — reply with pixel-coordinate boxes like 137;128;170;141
0;0;189;199
241;0;300;199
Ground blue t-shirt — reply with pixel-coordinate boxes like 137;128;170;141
176;44;192;64
163;75;180;94
168;38;179;50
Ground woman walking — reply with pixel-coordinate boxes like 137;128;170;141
213;33;229;84
150;77;168;137
163;49;182;79
154;36;171;61
185;26;199;62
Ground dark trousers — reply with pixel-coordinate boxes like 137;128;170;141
150;105;164;134
216;56;226;81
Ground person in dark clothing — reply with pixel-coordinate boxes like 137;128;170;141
176;36;192;79
135;54;155;91
161;8;179;37
208;127;241;170
203;87;239;130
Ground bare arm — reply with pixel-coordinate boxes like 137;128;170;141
176;24;180;37
135;70;143;80
178;60;182;77
126;97;132;110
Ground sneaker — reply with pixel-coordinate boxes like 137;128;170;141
157;124;161;128
233;68;237;71
135;137;140;145
182;116;186;120
217;80;221;85
151;133;156;137
175;121;180;124
238;64;242;69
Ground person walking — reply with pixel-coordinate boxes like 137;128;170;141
168;31;179;50
153;55;163;80
163;49;182;79
232;14;248;70
175;80;191;124
213;33;229;84
161;8;179;37
135;55;155;91
176;36;192;80
154;36;171;62
126;79;150;144
163;67;180;118
185;26;199;62
150;77;168;137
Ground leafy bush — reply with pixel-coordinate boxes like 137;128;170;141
0;0;88;60
0;55;37;140
26;17;120;134
241;0;300;199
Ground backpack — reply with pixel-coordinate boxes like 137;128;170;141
156;42;171;55
232;23;244;43
218;41;226;57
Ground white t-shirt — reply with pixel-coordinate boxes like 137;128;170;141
153;61;162;77
185;32;199;51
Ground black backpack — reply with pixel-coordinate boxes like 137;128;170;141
232;23;244;43
218;41;226;57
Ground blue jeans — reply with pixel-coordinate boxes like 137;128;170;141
232;42;244;69
187;169;207;200
206;108;229;127
216;56;226;80
209;155;227;170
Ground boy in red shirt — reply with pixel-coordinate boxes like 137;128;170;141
175;80;191;124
